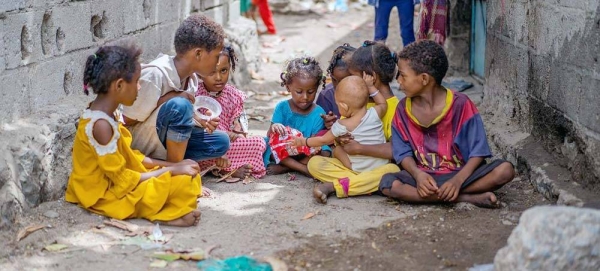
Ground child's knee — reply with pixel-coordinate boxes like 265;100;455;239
494;162;515;185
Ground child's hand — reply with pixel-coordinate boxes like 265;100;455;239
215;156;231;168
321;112;337;130
335;133;355;146
194;112;220;133
291;136;306;147
437;178;462;202
270;123;286;135
171;163;200;177
362;72;375;89
415;171;438;198
228;132;243;142
177;159;198;167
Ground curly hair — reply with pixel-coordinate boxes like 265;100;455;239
280;56;326;90
220;44;238;72
326;43;356;76
398;40;448;85
174;14;225;54
348;40;397;84
83;43;142;95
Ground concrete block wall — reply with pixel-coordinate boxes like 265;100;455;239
484;1;600;192
0;0;259;229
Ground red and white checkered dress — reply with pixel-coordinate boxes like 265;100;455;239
196;83;267;178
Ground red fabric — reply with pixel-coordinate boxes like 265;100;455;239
269;127;317;164
255;0;276;34
417;0;448;45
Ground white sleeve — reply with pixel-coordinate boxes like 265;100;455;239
331;120;349;137
121;69;162;122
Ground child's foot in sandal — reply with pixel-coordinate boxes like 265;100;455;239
313;183;335;204
162;210;201;227
231;164;253;179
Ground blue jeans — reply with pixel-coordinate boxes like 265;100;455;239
156;97;229;161
374;0;415;46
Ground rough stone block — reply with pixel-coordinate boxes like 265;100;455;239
494;206;600;271
578;77;600;134
204;5;225;26
131;26;163;62
0;21;6;73
158;22;178;56
152;0;184;25
202;0;227;11
90;0;125;42
224;17;260;86
4;11;45;69
0;69;31;124
227;0;241;26
0;0;32;13
123;0;153;33
52;2;94;53
190;0;203;12
32;0;68;9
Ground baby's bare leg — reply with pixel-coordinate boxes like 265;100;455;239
333;147;352;170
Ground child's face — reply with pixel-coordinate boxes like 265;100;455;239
331;67;351;89
201;54;230;92
397;59;423;98
287;76;318;112
120;63;142;106
194;44;224;77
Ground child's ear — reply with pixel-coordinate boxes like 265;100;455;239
339;102;349;113
420;73;430;86
194;48;204;60
115;78;125;92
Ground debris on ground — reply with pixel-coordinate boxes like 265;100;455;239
197;255;274;271
16;224;48;242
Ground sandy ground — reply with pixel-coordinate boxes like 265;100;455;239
0;6;550;271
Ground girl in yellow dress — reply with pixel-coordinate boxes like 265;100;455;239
65;43;202;227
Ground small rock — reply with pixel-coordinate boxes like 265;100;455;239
43;210;59;218
439;217;445;222
454;202;476;211
501;220;513;226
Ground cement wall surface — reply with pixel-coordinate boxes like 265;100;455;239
484;0;600;192
0;0;259;228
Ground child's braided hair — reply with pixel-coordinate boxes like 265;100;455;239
280;56;326;89
326;43;356;76
348;40;398;84
83;43;142;95
220;44;238;72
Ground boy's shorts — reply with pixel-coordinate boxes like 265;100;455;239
379;159;509;191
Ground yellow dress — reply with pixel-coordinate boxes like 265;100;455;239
65;109;201;221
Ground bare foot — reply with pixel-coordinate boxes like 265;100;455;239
231;164;253;179
266;163;291;175
457;192;500;209
162;210;201;227
201;186;213;197
313;183;335;204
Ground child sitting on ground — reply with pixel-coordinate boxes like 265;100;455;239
292;74;388;173
316;43;356;132
264;57;331;177
196;45;267;181
379;40;515;208
66;44;202;227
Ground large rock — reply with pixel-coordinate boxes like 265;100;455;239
494;206;600;271
224;17;261;87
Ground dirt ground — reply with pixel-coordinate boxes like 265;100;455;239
0;7;550;271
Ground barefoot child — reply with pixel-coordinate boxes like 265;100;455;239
293;75;391;202
379;40;515;208
196;45;267;180
265;57;331;177
66;44;202;227
307;41;401;203
316;43;356;131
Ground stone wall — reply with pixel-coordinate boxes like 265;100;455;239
484;1;600;192
0;0;259;229
446;0;472;75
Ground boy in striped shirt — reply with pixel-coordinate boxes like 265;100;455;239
379;40;515;208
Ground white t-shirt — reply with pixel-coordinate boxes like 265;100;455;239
122;54;199;160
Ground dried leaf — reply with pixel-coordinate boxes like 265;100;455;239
149;260;168;268
103;219;145;234
262;256;288;271
152;253;180;262
302;212;315;220
180;251;205;261
199;165;218;177
371;241;380;251
44;244;68;252
16;224;46;242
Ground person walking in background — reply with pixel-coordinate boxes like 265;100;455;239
417;0;449;45
253;0;277;35
370;0;416;47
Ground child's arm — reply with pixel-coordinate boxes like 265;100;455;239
363;72;388;118
293;130;336;148
399;156;438;198
333;146;352;169
340;141;393;160
268;102;287;136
